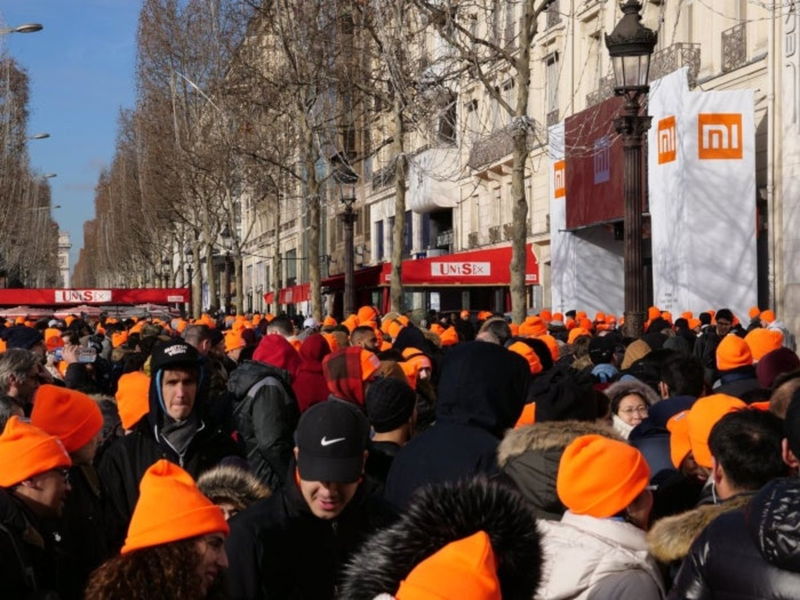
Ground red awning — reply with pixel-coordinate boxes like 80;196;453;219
322;264;387;290
278;283;310;305
381;244;538;286
0;288;190;306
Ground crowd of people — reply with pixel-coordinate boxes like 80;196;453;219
0;302;799;599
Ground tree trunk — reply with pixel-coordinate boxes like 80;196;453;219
205;241;218;312
272;192;282;315
509;1;535;325
234;253;244;314
390;95;407;313
301;117;323;322
192;250;202;318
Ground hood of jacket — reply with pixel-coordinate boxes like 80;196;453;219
252;334;301;378
746;477;800;572
298;333;331;365
145;361;208;431
647;492;752;563
227;359;292;400
435;341;529;436
338;478;542;600
498;421;622;521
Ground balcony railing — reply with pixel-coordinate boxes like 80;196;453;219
585;74;616;108
467;122;542;170
721;23;746;73
435;229;454;248
650;42;701;87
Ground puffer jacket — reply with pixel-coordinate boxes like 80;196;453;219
228;360;300;490
668;478;800;599
497;421;622;521
537;511;664;600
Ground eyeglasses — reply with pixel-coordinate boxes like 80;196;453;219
619;406;649;416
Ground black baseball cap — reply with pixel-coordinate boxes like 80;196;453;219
295;400;369;483
150;339;200;373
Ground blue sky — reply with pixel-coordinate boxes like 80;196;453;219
1;0;140;277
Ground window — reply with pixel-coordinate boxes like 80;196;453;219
404;210;413;256
545;53;559;114
387;216;395;256
422;213;431;249
375;219;384;260
285;249;297;286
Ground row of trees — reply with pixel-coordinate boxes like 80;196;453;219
0;56;60;288
75;0;554;323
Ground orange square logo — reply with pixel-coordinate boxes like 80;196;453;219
554;160;566;198
698;113;743;159
657;116;677;164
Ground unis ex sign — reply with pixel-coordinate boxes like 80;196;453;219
54;289;112;304
431;262;491;277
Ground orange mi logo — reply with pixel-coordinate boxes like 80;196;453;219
657;116;676;164
698;113;743;159
554;160;566;198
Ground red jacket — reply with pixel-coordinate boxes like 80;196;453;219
291;334;331;412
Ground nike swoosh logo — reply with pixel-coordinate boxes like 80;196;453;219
320;436;346;447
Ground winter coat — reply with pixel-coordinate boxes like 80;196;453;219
291;334;331;413
713;366;764;402
339;478;543;600
668;478;800;599
225;468;395;600
98;365;242;551
0;489;62;599
384;341;529;510
647;493;752;583
537;511;664;600
228;360;300;490
497;420;622;521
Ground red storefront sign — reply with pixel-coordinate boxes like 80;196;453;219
380;244;538;286
0;288;189;306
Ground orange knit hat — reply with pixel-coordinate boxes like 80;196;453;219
681;311;694;321
122;459;229;554
224;329;246;353
31;385;103;453
556;434;649;518
0;416;71;487
509;323;520;337
748;306;761;320
716;334;753;371
395;531;501;600
687;394;746;468
536;334;560;362
342;314;359;333
320;332;338;353
508;341;543;374
322;316;337;327
567;327;590;344
745;328;784;362
647;306;661;321
439;326;459;347
360;349;381;381
519;316;547;337
44;328;63;351
667;410;691;468
111;331;129;348
356;305;379;326
429;323;445;336
688;318;701;330
402;348;432;371
115;371;151;430
760;309;776;324
539;310;552;322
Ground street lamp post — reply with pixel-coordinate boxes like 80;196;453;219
185;247;195;318
606;0;657;339
220;225;233;314
0;23;43;35
334;163;358;317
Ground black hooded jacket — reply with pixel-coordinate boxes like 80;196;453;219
225;465;394;600
98;364;241;551
668;477;800;599
227;360;299;491
384;341;529;510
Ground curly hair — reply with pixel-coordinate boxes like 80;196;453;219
85;537;227;599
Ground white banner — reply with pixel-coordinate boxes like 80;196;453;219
649;67;757;320
549;122;571;313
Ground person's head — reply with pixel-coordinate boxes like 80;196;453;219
350;326;379;353
2;325;46;358
293;400;370;519
322;347;381;406
117;460;229;598
613;393;649;427
659;354;704;399
476;318;511;346
224;329;246;363
31;384;103;465
197;463;271;521
716;333;753;372
365;377;416;441
0;348;42;406
687;394;746;472
714;309;734;336
708;408;787;500
182;324;213;356
0;416;72;517
150;340;201;421
557;434;651;528
0;395;23;430
266;315;294;338
768;370;800;418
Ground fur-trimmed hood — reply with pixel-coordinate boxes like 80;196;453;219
196;464;271;512
497;420;621;466
338;478;542;600
647;492;753;563
604;378;661;407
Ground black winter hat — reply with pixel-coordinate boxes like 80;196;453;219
531;366;599;422
365;377;416;433
150;339;200;373
1;325;43;350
